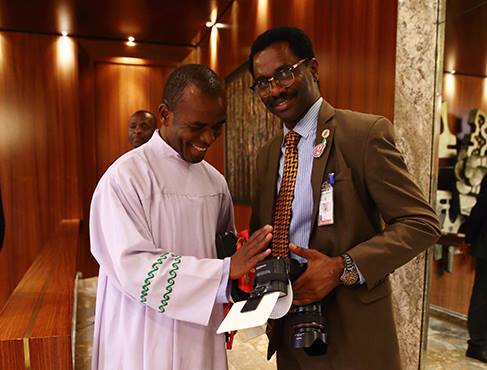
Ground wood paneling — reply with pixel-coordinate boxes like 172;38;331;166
443;73;487;134
0;32;81;308
77;46;99;278
94;62;172;177
196;0;397;120
430;251;476;315
444;1;487;77
76;39;193;67
0;0;232;45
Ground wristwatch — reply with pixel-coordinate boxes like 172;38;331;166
339;253;359;286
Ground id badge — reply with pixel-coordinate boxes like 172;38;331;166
318;173;335;226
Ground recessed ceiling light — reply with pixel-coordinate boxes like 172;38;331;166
126;36;136;47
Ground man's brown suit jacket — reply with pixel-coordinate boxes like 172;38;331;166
250;100;440;370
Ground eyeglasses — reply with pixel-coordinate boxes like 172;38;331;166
250;58;310;97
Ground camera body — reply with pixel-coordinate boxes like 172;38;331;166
253;257;328;356
215;232;327;356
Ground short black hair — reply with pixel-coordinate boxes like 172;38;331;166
163;64;224;109
248;27;315;77
129;110;157;127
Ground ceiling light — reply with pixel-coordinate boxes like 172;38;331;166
126;36;136;47
450;70;456;74
61;31;68;37
206;21;213;28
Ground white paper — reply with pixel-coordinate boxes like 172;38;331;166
216;291;280;334
269;281;293;319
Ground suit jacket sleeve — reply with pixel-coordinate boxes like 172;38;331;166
347;118;441;289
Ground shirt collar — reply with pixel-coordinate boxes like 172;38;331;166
283;97;323;140
148;129;187;162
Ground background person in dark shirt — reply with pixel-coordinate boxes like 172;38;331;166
464;174;487;363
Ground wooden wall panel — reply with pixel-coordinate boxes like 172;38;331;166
430;253;476;315
94;62;172;177
197;0;397;119
443;74;487;133
190;0;398;230
0;32;81;308
77;47;100;277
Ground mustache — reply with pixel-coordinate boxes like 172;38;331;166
268;92;294;107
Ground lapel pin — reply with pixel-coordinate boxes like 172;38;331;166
313;129;330;158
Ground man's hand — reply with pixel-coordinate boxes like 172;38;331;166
290;244;343;305
229;225;272;280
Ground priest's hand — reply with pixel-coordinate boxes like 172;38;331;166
289;244;343;305
229;225;272;280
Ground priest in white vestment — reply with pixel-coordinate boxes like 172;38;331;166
90;64;272;370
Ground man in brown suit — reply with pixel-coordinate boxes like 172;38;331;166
248;27;440;370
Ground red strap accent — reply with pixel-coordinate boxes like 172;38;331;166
236;230;255;293
223;303;235;349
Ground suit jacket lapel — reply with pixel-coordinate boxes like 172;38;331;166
261;133;282;225
311;101;336;229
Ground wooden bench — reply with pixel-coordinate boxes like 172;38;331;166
0;220;80;370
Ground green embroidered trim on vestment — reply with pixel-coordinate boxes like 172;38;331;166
158;255;182;313
140;252;172;303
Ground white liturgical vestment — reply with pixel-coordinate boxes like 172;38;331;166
90;131;234;370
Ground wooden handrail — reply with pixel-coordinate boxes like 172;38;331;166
0;220;80;370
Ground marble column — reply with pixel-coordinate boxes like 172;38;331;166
392;1;445;369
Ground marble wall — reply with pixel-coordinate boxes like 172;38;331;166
392;0;445;369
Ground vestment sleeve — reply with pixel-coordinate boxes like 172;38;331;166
347;118;441;289
90;174;226;326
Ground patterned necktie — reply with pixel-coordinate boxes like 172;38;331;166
272;131;301;257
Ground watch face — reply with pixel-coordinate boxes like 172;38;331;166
341;271;359;286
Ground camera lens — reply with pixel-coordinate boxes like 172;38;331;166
288;303;327;356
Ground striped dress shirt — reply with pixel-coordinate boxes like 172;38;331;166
277;97;323;263
277;97;365;283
